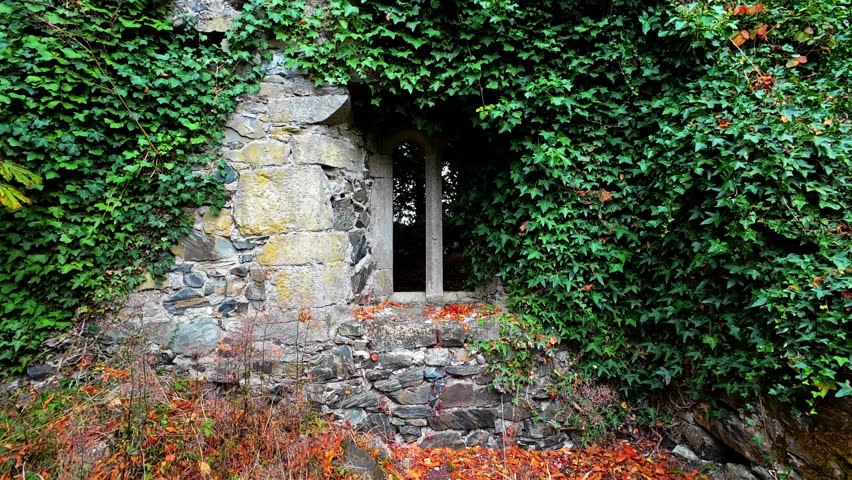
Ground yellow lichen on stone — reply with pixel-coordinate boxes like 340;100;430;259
231;141;289;166
202;209;233;236
136;271;168;291
256;233;347;266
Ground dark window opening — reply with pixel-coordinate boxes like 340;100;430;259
393;142;426;291
442;158;471;291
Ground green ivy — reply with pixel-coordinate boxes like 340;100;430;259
245;0;851;406
0;0;262;372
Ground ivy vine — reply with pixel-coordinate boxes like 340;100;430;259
0;0;261;371
239;0;851;406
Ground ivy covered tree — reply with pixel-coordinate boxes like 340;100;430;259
233;0;851;405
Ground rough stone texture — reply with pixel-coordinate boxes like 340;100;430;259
429;409;496;431
372;351;423;370
234;166;332;236
393;405;434;419
342;437;386;480
669;412;736;462
694;397;852;480
419;432;466;450
257;233;348;266
438;321;466;347
373;368;424;392
174;0;237;32
228;141;288;166
292;131;362;171
445;365;483;377
425;348;453;366
370;318;436;351
436;383;475;409
170;319;222;356
268;95;351;125
201;209;233;236
271;262;350;308
385;384;431;405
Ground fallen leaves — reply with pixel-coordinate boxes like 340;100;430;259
385;439;701;480
354;300;406;320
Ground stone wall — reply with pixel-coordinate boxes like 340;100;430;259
112;63;388;378
303;309;577;450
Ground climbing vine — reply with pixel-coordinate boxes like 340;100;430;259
1;0;849;408
0;0;262;371
240;0;851;406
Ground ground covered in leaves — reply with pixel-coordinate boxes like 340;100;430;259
0;354;702;480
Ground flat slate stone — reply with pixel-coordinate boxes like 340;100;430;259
420;431;466;450
170;231;218;261
342;437;386;480
365;369;393;382
428;408;495;431
164;288;210;313
438;321;466;347
393;405;434;419
385;383;432;405
436;383;476;409
424;367;446;381
370;318;436;352
26;364;55;380
371;350;423;370
335;390;379;409
373;367;423;392
170;319;222;356
445;365;483;377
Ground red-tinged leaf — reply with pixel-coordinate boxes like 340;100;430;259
756;23;768;38
732;5;746;14
740;29;750;39
731;34;747;47
797;55;808;64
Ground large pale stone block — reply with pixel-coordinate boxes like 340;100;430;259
271;262;351;308
268;95;351;125
292;132;362;170
228;141;289;166
234;166;333;236
225;115;265;139
256;233;348;266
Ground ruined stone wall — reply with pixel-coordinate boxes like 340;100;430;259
304;310;576;450
111;0;533;450
113;60;386;375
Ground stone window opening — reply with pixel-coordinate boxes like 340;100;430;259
370;130;477;304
